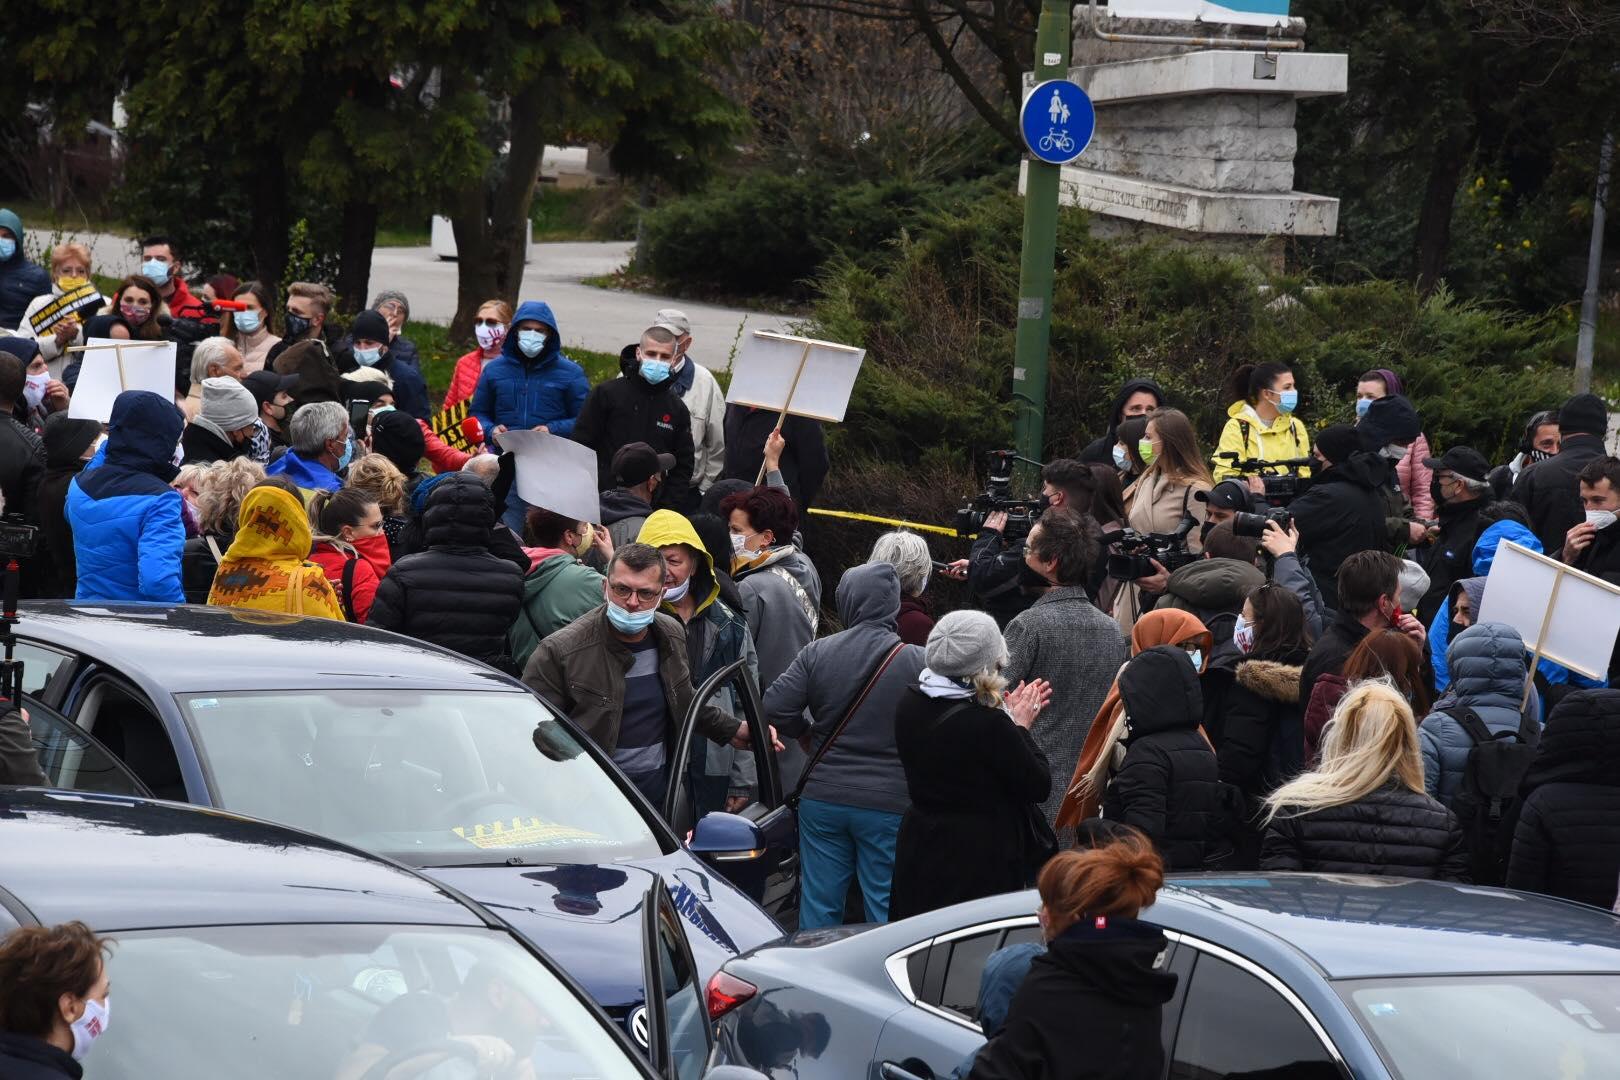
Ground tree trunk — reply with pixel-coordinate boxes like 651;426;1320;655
448;176;495;342
249;150;291;302
336;197;380;316
491;79;549;302
1415;128;1474;295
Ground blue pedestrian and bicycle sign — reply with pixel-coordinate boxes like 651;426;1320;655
1020;79;1095;165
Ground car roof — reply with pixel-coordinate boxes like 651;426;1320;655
820;874;1620;980
0;789;488;932
19;601;524;694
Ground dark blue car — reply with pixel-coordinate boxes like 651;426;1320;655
706;874;1620;1079
11;601;798;1051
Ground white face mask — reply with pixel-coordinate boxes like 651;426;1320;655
664;577;691;602
71;996;110;1061
23;372;48;410
1233;614;1255;654
474;322;506;350
1382;444;1410;461
1587;509;1618;531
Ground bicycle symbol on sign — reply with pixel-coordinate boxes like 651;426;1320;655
1038;130;1077;155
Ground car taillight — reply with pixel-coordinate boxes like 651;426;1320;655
706;970;758;1020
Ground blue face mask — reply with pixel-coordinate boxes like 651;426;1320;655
1187;648;1203;671
1355;396;1372;419
605;600;656;634
639;358;671;385
517;329;546;358
0;238;15;260
1275;388;1299;414
235;309;262;334
354;346;382;367
141;258;171;286
336;436;355;472
1112;445;1129;471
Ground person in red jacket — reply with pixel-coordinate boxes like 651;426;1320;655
307;487;391;623
443;299;511;411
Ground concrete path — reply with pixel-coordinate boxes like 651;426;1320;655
76;231;786;366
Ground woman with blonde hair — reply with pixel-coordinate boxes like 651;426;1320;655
179;458;266;602
18;242;96;372
1262;680;1467;879
444;298;513;410
962;831;1175;1080
343;452;410;553
1113;407;1212;634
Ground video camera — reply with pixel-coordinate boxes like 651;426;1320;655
1213;453;1314;508
1100;517;1199;581
1231;505;1293;538
954;449;1048;542
0;517;40;707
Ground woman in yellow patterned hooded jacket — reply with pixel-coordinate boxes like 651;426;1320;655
206;478;346;620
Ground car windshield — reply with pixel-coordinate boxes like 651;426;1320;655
178;690;664;866
93;924;643;1080
1338;974;1620;1078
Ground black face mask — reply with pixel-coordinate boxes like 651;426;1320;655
1430;477;1448;508
1018;562;1051;592
1448;619;1468;643
284;311;312;339
1037;492;1053;512
1200;520;1215;543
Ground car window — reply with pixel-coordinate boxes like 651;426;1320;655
939;931;1003;1019
77;679;184;801
1171;953;1341;1079
13;640;73;701
92;924;641;1080
27;702;148;797
655;899;709;1080
178;689;663;866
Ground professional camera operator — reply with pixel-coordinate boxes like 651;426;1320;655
1287;424;1389;611
1194;479;1253;541
951;457;1095;627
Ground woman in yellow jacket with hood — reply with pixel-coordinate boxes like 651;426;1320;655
1213;361;1312;489
207;479;346;620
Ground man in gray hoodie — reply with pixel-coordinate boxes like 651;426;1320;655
764;562;924;928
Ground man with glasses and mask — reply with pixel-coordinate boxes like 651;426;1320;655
523;542;778;805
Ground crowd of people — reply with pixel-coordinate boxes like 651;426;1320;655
5;208;1620;1077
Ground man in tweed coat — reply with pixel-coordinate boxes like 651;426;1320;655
1003;509;1129;824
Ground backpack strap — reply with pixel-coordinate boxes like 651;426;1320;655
339;555;359;623
1453;706;1494;746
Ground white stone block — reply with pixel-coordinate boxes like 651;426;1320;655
1073;50;1348;105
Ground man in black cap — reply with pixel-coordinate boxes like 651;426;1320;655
1512;392;1610;555
1356;393;1424;549
1416;445;1492;623
338;308;430;421
243;370;299;457
1288;423;1390;609
1194;478;1253;539
601;442;674;549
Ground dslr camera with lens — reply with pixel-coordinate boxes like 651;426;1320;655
954;449;1047;544
1231;505;1293;538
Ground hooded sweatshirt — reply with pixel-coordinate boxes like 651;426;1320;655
1213;399;1312;481
1079;378;1164;465
509;540;606;669
763;563;925;814
0;209;51;329
207;486;345;619
468;300;590;437
67;390;186;602
31;415;101;598
1419;622;1535;801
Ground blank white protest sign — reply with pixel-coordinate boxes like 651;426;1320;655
724;331;865;423
496;428;602;525
67;339;177;422
1478;540;1620;679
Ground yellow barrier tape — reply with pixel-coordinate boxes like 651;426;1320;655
806;507;960;537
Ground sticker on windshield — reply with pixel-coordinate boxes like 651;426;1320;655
189;698;220;709
1367;1003;1398;1017
452;817;622;850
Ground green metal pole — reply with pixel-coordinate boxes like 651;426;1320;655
1012;0;1072;491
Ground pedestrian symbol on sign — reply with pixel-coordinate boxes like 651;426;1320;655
1021;79;1095;166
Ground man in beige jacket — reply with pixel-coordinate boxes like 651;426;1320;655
654;309;726;499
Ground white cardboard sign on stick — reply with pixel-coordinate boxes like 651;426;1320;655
496;428;602;525
66;339;178;422
1478;540;1620;680
725;330;865;424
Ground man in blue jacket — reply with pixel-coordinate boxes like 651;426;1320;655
66;390;186;603
469;299;590;529
0;209;51;330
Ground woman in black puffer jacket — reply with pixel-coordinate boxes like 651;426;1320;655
368;473;523;672
1508;689;1620;909
1101;646;1227;871
1262;680;1468;880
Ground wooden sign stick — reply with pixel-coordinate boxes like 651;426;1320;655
1521;567;1566;712
755;341;814;485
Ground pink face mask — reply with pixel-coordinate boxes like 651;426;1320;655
120;302;150;326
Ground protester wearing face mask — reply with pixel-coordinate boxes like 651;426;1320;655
224;281;281;374
265;282;339;370
336;309;429;420
1415;446;1493;623
1298;549;1422;708
1355;393;1425;549
508;507;612;668
444;299;511;410
1355;368;1434;533
0;921;114;1079
1288;424;1391;607
1213;362;1312;487
2;339;66;432
1112;407;1211;634
17;242;99;371
522;543;774;804
1513;392;1610;556
1562;456;1620;686
0;207;51;330
1080;378;1165;466
572;325;696;509
243;370;298;454
100;275;167;341
264;399;352;497
307;487;391;623
138;235;207;323
1489;408;1559;493
180;376;259;465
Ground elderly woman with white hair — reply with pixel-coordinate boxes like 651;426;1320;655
868;529;935;646
890;610;1053;920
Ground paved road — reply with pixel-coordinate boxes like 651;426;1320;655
77;232;785;366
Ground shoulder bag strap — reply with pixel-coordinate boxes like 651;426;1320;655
790;641;907;805
205;535;224;564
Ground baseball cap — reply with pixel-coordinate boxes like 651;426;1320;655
1195;479;1251;511
612;442;676;487
242;370;300;409
1421;445;1491;482
653;308;690;337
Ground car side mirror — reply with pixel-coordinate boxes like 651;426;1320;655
689;812;765;863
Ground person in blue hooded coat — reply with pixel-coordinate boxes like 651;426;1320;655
66;390;186;602
0;208;51;330
1419;622;1537;800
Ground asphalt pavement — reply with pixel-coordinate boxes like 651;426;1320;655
74;232;784;367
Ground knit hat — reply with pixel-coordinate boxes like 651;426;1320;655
1559;393;1608;438
0;336;40;364
42;412;102;467
371;290;410;324
349;310;391;348
1357;394;1421;451
925;610;1007;679
370;408;425;476
1315;424;1361;466
200;376;258;432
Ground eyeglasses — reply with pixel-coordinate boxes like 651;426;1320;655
376;301;406;317
475;318;504;328
608;582;663;605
